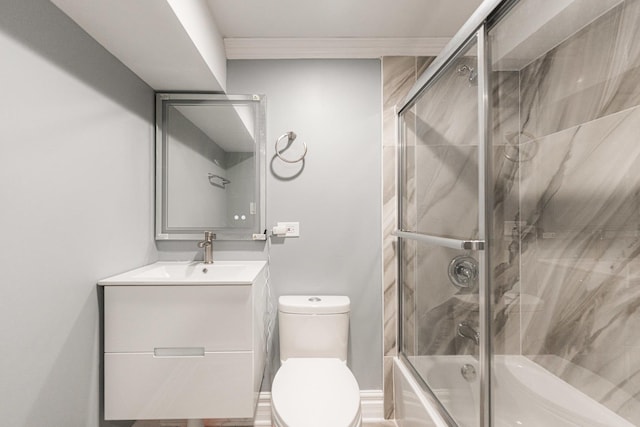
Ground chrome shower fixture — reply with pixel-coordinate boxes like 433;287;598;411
448;255;479;289
457;64;477;85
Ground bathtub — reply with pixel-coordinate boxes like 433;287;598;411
394;355;634;427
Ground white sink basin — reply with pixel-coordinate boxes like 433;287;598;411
98;261;267;285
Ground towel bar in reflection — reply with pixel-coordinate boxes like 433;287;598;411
208;173;231;188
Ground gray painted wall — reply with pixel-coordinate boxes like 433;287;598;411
166;108;228;228
0;4;383;424
159;59;383;390
0;1;156;426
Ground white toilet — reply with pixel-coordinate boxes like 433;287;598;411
271;295;362;427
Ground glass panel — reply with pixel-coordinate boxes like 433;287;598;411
400;39;479;241
165;103;256;231
401;239;481;427
490;0;640;425
398;34;481;427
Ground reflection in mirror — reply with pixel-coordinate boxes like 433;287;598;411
156;94;265;240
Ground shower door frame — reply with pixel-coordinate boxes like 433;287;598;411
395;1;514;425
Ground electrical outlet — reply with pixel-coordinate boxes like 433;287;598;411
277;222;300;237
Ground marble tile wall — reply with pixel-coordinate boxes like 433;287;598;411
409;48;482;364
386;1;640;425
517;108;640;423
510;0;640;423
490;69;522;355
519;0;640;139
381;56;434;419
382;51;523;420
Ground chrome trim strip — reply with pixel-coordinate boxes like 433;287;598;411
393;230;485;251
477;25;493;427
396;105;406;356
398;0;506;114
155;94;164;240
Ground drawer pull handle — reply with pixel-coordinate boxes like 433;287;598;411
153;347;205;357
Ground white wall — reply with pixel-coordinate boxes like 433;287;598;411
0;1;156;426
157;59;383;390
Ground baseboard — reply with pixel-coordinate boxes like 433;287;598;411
360;390;386;421
253;393;272;426
254;389;386;426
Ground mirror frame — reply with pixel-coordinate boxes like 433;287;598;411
155;93;266;241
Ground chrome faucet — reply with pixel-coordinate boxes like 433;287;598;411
457;321;480;346
197;231;216;264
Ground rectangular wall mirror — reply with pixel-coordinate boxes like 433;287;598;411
155;93;266;240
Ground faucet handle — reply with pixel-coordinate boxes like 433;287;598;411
197;231;216;248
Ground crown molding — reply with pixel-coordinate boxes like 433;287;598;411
224;37;450;59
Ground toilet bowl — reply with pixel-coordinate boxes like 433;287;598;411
271;358;361;427
270;295;362;427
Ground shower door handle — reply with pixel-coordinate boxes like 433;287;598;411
393;230;485;251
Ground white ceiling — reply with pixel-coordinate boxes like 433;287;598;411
50;0;485;90
210;0;484;59
206;0;484;38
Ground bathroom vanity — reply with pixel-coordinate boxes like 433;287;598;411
98;261;267;421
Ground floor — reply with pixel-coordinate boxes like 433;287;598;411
133;420;398;427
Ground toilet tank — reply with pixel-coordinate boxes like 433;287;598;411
278;295;350;362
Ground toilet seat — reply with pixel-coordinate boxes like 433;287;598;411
271;358;362;427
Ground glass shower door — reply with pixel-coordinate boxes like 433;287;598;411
398;34;486;427
488;0;640;425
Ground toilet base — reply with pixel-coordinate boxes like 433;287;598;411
272;408;362;427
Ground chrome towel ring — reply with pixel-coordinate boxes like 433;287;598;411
275;131;307;163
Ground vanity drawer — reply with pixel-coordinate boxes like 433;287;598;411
104;352;256;420
105;285;252;352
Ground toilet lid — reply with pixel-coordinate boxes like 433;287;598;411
272;358;361;427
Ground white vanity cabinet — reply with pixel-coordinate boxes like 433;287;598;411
99;261;267;421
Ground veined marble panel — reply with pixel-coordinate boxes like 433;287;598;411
382;356;396;420
382;56;432;419
414;245;480;358
415;54;479;148
520;0;640;139
491;71;520;148
400;238;417;357
408;47;480;241
383;57;417;148
490;146;521;355
519;105;640;424
383;147;398;358
414;145;479;240
490;68;522;355
416;57;436;79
